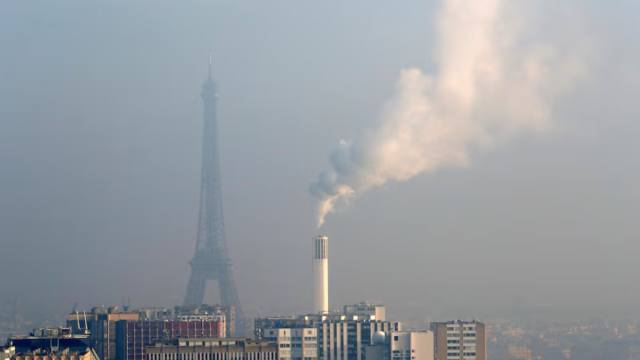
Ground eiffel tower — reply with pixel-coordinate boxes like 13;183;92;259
183;55;244;325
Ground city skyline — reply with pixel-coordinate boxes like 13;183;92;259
1;0;640;323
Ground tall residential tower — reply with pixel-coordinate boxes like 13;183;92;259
431;320;486;360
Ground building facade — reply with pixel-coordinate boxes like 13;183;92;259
175;305;235;337
343;303;385;322
68;307;140;360
318;320;401;360
177;314;226;338
364;331;433;360
137;309;172;321
145;338;277;360
0;346;15;360
12;349;94;360
116;320;223;360
261;328;317;360
8;327;99;360
430;320;485;360
255;313;400;360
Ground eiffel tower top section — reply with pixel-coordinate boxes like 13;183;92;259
184;55;244;323
202;52;218;100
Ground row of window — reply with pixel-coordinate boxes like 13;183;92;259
446;326;475;331
444;352;476;357
147;352;277;360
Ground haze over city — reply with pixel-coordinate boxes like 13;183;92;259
1;0;640;327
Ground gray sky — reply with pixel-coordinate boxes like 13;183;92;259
1;0;639;322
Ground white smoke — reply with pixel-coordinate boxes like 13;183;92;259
309;0;588;228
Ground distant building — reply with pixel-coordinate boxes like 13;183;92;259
115;320;223;360
146;338;277;360
137;309;172;321
7;327;99;360
364;331;433;360
318;319;400;360
343;303;386;321
175;305;235;337
430;320;485;360
255;313;400;360
67;306;140;360
261;328;318;360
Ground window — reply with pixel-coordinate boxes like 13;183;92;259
394;336;398;341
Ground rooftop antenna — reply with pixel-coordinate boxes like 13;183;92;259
83;311;89;334
75;310;81;332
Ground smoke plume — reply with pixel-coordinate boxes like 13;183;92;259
310;0;587;228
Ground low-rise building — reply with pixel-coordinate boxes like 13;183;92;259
146;338;277;360
7;327;99;360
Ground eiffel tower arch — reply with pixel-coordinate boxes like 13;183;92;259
183;56;244;329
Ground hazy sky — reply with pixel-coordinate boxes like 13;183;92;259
1;0;640;323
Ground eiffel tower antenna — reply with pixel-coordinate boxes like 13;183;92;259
183;55;244;330
208;50;212;80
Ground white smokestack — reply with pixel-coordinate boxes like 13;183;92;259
312;235;329;314
309;0;587;228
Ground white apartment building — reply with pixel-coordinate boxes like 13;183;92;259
318;320;401;360
261;328;318;360
364;331;433;360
